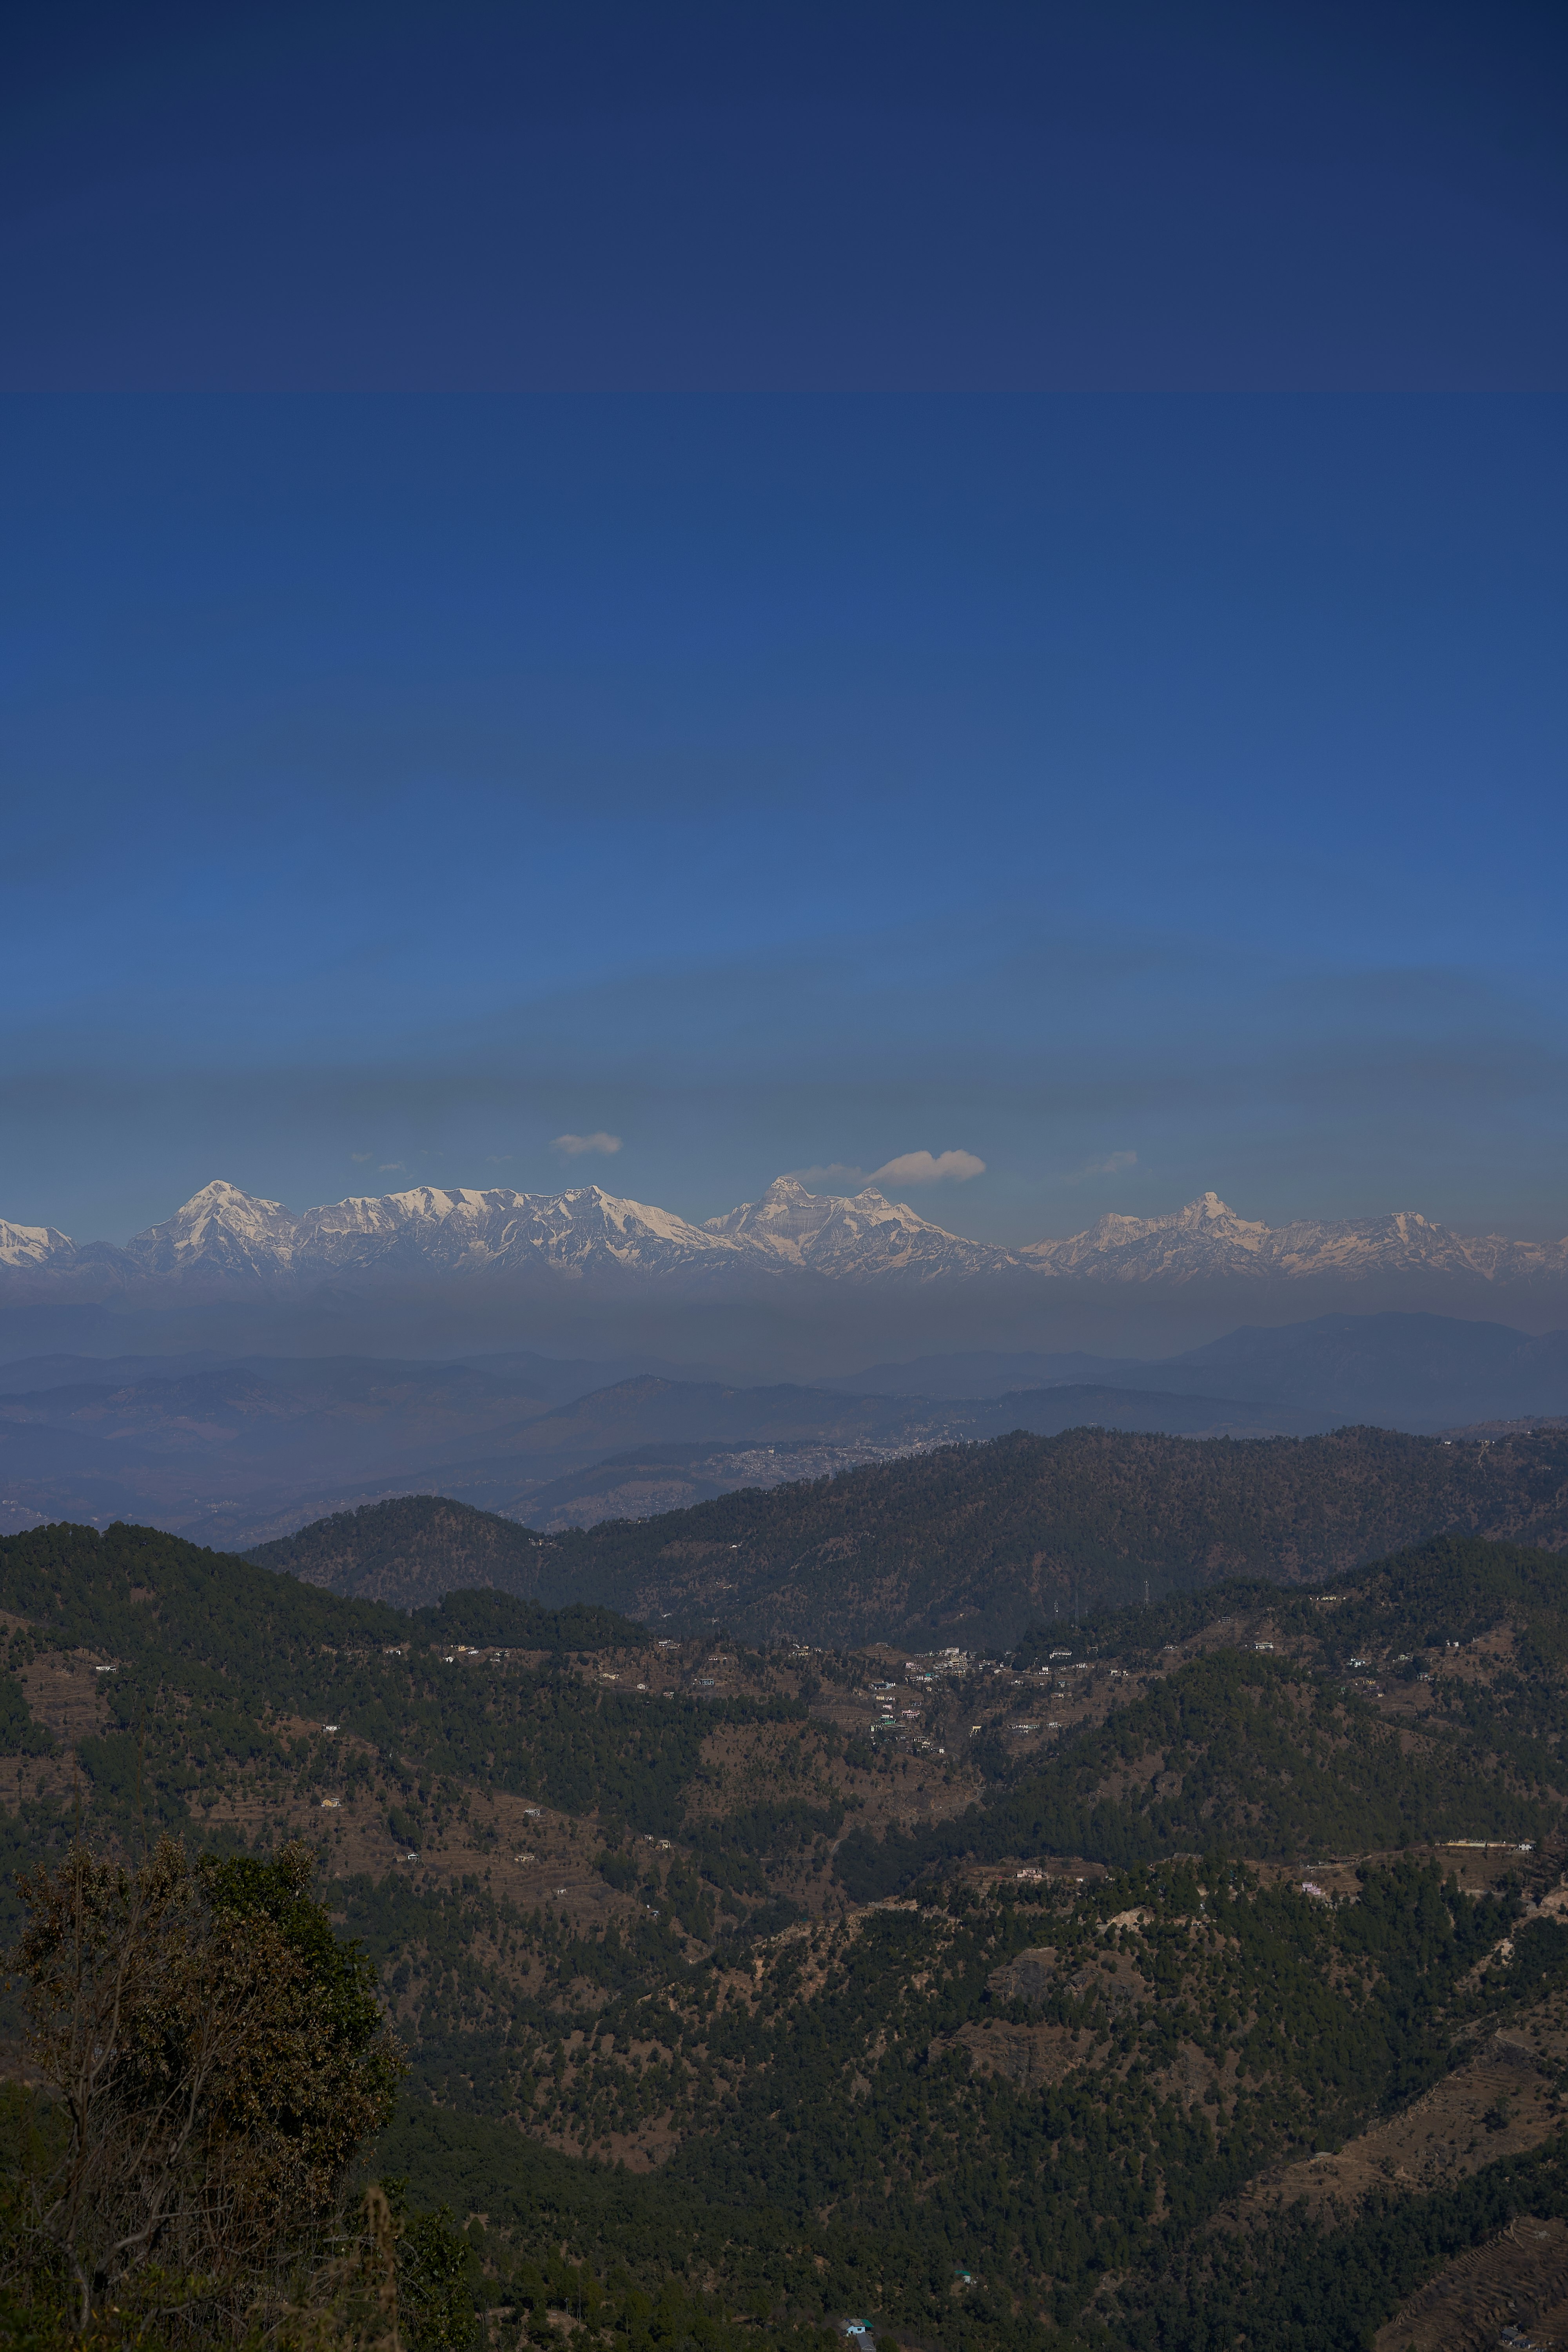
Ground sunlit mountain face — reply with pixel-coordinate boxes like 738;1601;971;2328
2;1177;1565;1302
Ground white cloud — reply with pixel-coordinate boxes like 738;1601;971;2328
869;1149;986;1185
378;1161;406;1174
1085;1150;1138;1175
789;1149;987;1192
552;1131;623;1158
350;1151;372;1163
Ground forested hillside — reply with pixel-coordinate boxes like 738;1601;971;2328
6;1516;1568;2350
245;1492;552;1609
254;1423;1568;1648
837;1535;1568;1897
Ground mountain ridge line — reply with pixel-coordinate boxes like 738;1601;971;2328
4;1174;1567;1298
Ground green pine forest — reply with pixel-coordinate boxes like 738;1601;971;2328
4;1479;1568;2348
247;1424;1568;1649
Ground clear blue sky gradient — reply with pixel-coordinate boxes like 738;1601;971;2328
2;4;1564;1245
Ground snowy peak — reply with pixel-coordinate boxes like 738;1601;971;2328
124;1181;301;1281
1;1177;1564;1299
1023;1195;1568;1286
104;1176;747;1291
0;1219;76;1270
708;1178;1020;1281
1176;1191;1261;1232
707;1176;850;1256
714;1178;895;1235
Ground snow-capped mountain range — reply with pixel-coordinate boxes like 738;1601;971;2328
0;1176;1564;1300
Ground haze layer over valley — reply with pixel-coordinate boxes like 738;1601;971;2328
0;1305;1564;1549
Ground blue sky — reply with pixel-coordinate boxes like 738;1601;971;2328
2;3;1564;1247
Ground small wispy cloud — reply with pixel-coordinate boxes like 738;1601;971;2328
551;1131;622;1158
1065;1150;1138;1181
378;1161;406;1174
350;1152;372;1163
870;1149;986;1185
791;1149;986;1192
